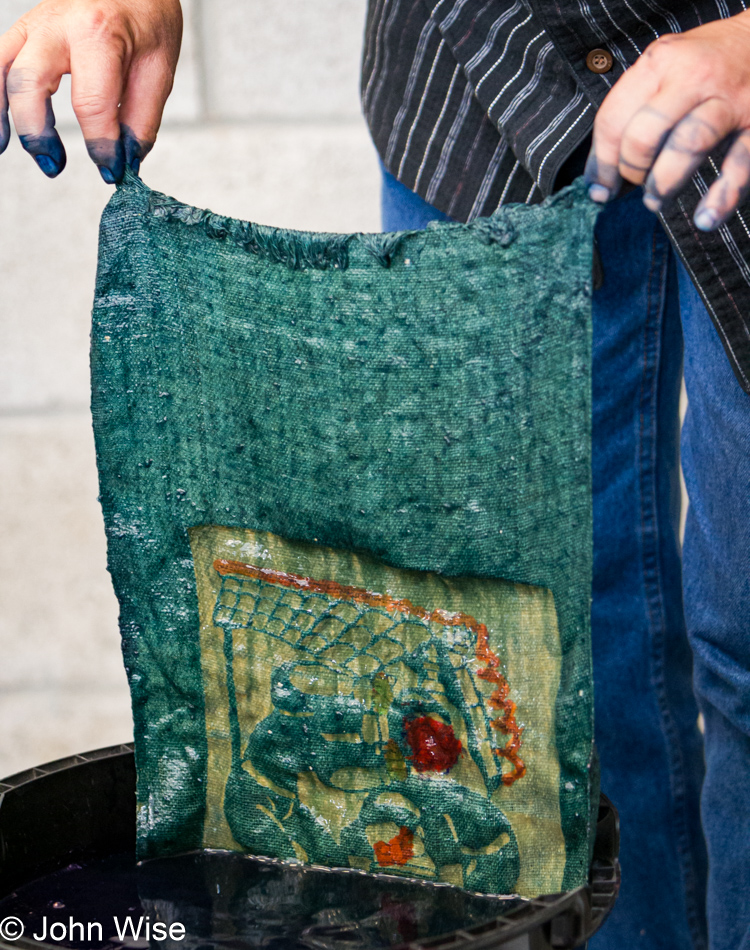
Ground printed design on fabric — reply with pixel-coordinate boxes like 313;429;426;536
214;559;525;786
211;558;524;890
190;524;568;897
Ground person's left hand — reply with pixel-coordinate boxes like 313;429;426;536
585;12;750;231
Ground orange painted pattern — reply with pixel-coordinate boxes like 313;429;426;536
475;636;526;785
214;558;525;784
373;826;415;866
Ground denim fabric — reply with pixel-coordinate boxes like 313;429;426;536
380;161;453;228
680;264;750;950
589;191;707;950
382;168;750;949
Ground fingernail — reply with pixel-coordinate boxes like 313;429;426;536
20;125;67;176
85;135;125;184
35;154;61;177
642;192;662;213
694;208;718;231
588;183;611;203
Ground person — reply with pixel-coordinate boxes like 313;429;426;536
1;2;747;948
0;0;181;181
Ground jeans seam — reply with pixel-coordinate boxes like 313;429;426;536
639;230;706;950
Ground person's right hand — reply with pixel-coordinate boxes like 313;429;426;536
0;0;182;182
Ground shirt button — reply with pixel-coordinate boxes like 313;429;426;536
586;49;613;73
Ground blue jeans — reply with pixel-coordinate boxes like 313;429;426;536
382;170;750;950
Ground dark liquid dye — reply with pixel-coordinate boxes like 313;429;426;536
0;851;521;949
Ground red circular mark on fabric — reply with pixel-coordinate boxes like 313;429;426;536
373;826;414;866
403;716;462;772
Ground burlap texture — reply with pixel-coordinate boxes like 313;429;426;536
91;172;598;895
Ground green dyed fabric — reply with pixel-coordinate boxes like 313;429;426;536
91;172;598;897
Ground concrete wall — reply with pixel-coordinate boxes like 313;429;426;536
0;0;379;777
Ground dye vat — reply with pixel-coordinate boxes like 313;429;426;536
0;746;619;949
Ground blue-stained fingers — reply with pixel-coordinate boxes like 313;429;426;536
584;147;622;203
641;105;729;214
116;48;183;179
83;126;154;184
693;131;750;231
121;123;153;174
14;94;66;177
0;0;181;184
0;65;10;155
84;134;125;183
0;24;26;156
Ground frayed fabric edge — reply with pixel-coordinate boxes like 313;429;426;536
122;168;589;272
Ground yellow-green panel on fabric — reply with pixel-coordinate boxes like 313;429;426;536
91;172;598;896
191;525;563;897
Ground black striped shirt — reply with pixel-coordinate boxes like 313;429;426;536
362;0;750;392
